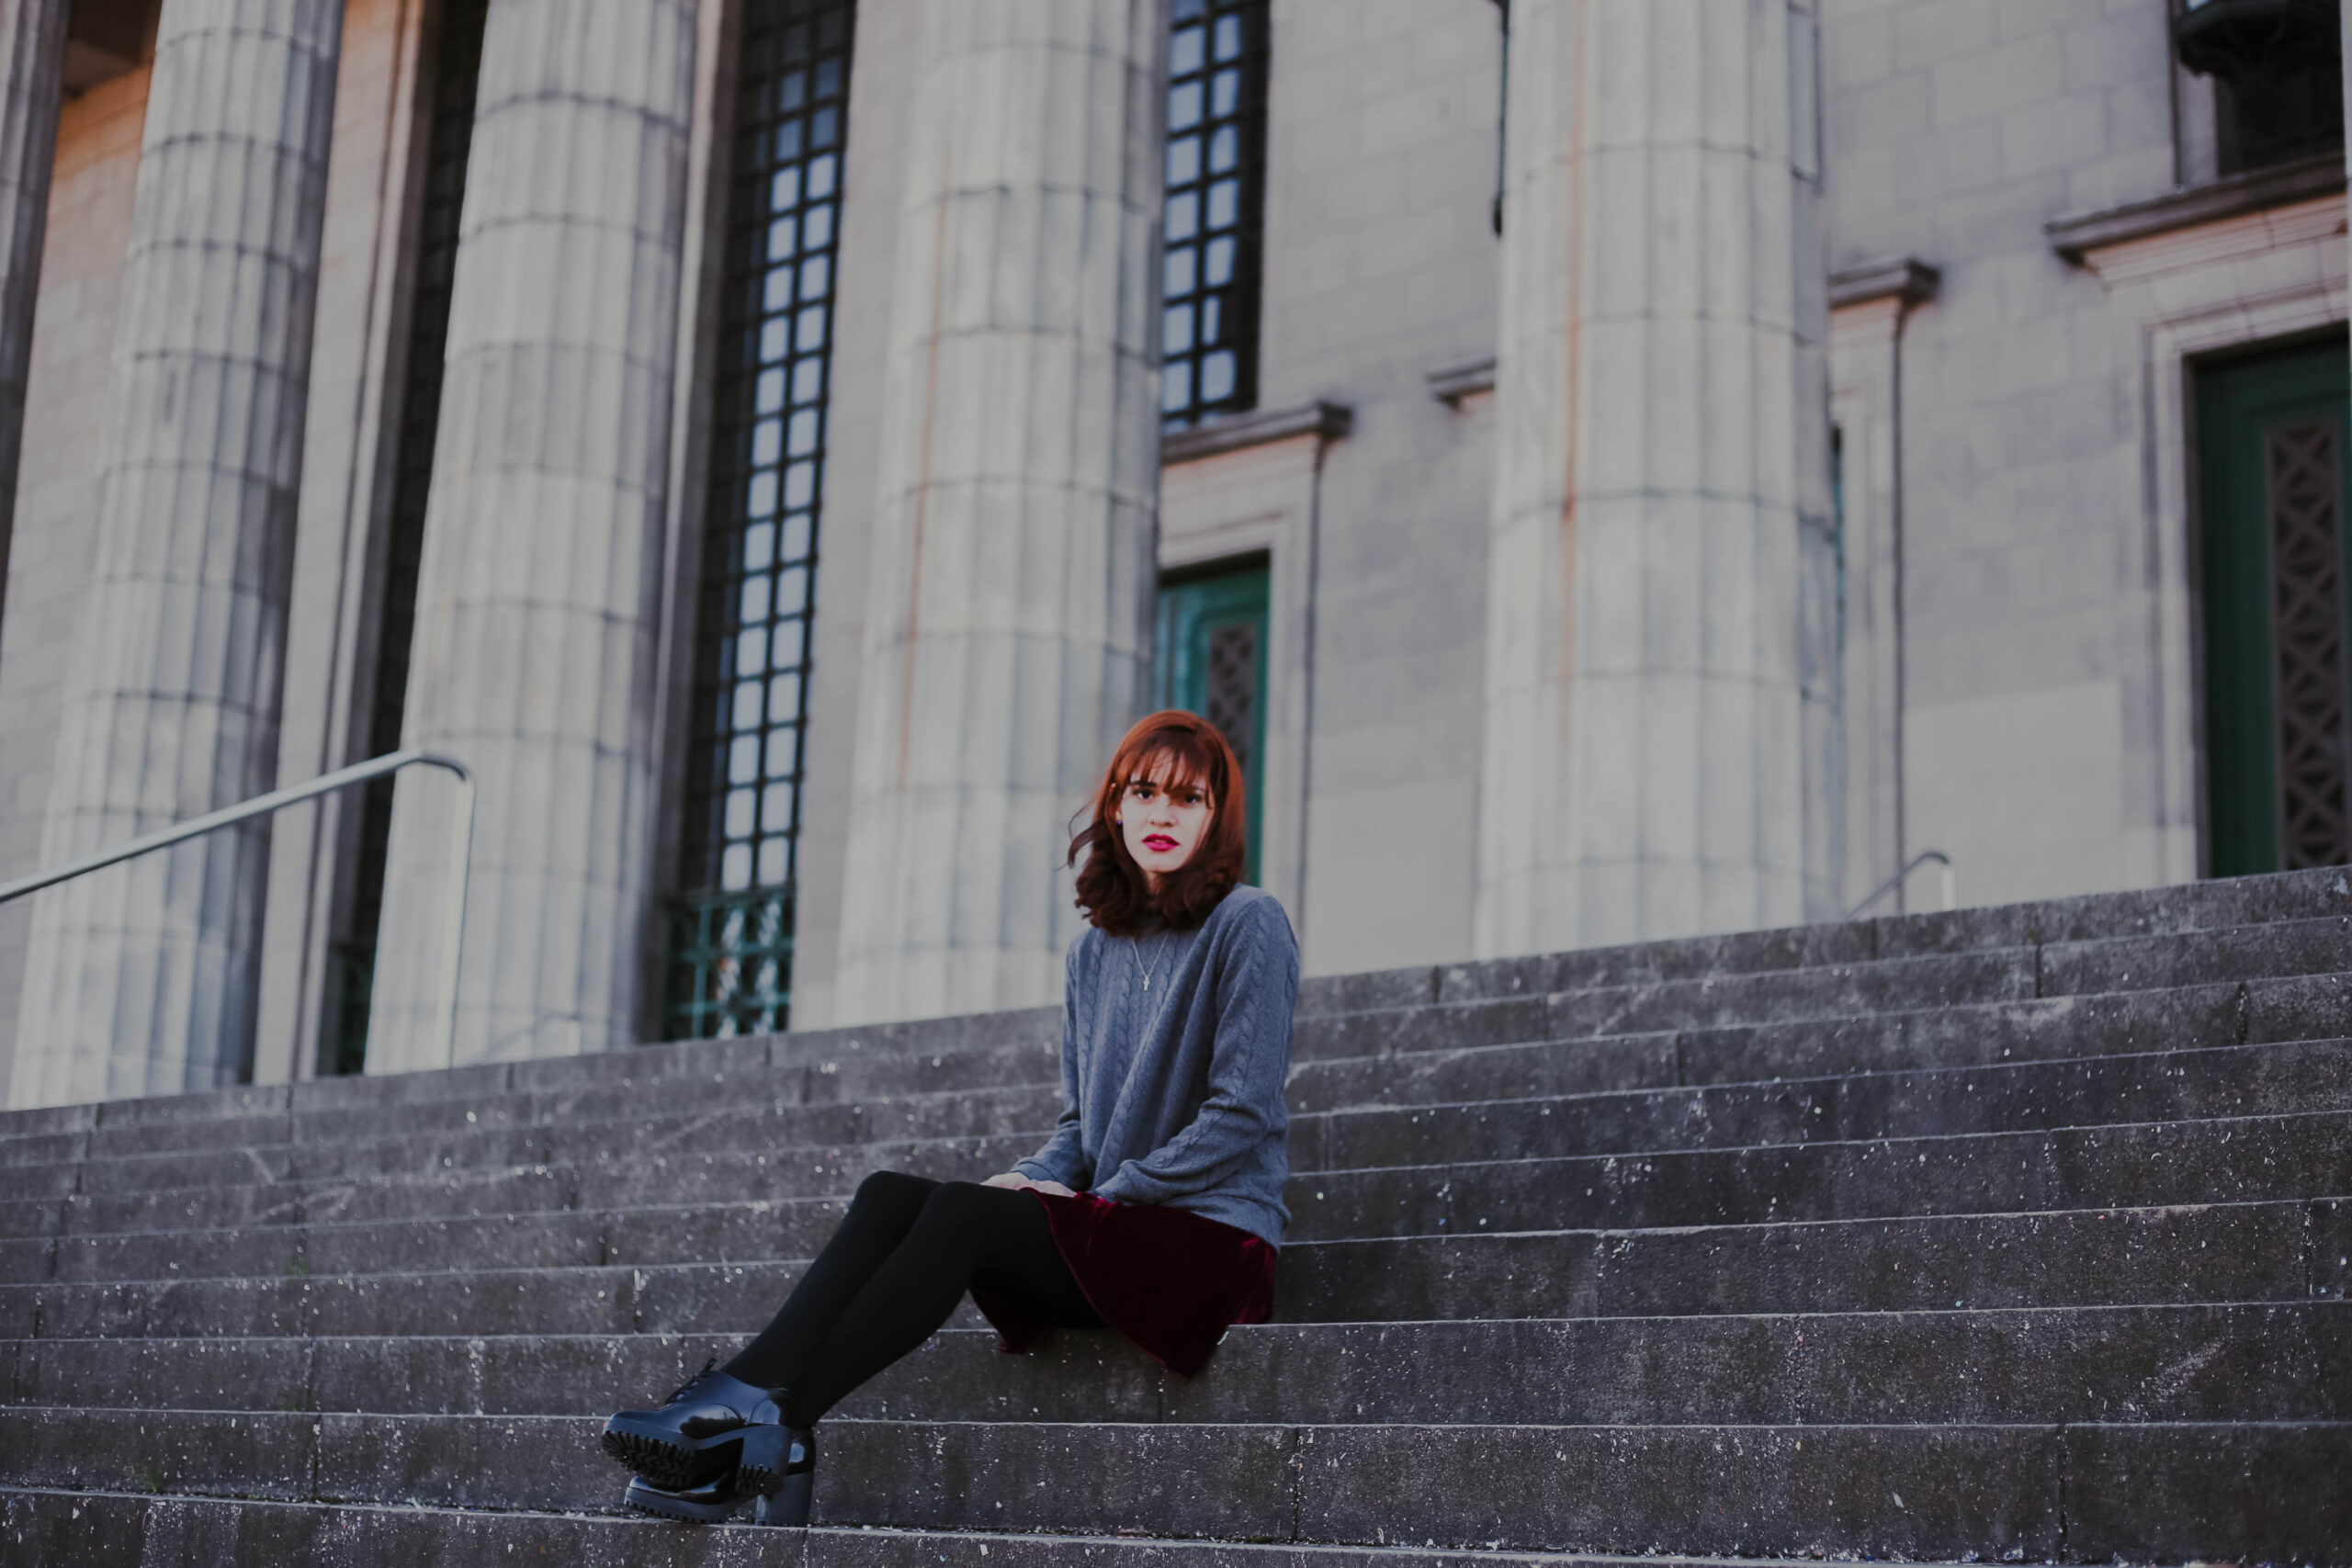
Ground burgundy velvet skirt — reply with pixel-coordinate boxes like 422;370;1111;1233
971;1190;1276;1378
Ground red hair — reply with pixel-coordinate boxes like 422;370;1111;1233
1069;710;1248;933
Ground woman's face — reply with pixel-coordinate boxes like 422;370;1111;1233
1114;766;1215;890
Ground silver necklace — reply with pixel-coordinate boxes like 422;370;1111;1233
1133;930;1170;993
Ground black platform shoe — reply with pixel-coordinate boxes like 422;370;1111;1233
601;1359;785;1491
622;1425;816;1527
739;1421;816;1526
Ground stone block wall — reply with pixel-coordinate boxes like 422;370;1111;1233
1819;0;2340;908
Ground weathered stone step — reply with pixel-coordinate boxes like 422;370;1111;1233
18;1179;2335;1338
12;1190;2338;1343
1;867;2337;1160
1513;919;2345;1046
1;911;2339;1178
10;1302;2344;1427
1290;1111;2352;1240
7;1257;786;1340
12;1089;2339;1254
1281;1197;2348;1319
0;1004;1066;1151
0;1490;2109;1568
1413;865;2351;1010
1295;922;2343;1064
0;1407;2341;1561
0;1040;1069;1169
1297;1038;2352;1170
0;943;2318;1179
17;1026;2342;1223
1289;971;2351;1110
0;1079;1060;1185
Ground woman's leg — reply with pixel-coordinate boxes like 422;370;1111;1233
779;1179;1100;1427
723;1168;940;1390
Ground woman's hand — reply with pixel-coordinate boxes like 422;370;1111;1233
984;1172;1076;1197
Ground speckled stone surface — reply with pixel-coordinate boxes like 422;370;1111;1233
0;869;2346;1562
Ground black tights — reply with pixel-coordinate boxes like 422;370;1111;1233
722;1170;1101;1426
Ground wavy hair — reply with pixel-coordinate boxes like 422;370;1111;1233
1069;710;1248;933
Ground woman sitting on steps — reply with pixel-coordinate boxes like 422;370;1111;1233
600;709;1301;1525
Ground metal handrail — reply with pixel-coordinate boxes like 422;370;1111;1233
0;748;476;1071
1845;849;1956;920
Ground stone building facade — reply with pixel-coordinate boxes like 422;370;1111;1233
0;0;2343;1104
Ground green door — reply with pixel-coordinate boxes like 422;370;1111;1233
1156;558;1271;884
2197;334;2352;876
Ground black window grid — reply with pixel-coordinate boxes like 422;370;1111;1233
1161;0;1270;431
671;0;854;1036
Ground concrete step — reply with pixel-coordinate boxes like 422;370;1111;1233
0;871;2336;1162
13;1189;2341;1344
0;1040;1069;1169
1408;864;2351;1010
0;1405;2341;1561
0;911;2337;1179
1288;970;2351;1110
8;1090;2339;1257
9;1302;2345;1426
0;1004;1065;1152
1280;1197;2349;1318
14;1179;2334;1329
11;1033;2347;1281
1410;918;2347;1051
0;1490;2174;1568
11;1029;2343;1224
10;958;2326;1186
1296;1038;2352;1170
1289;1110;2352;1240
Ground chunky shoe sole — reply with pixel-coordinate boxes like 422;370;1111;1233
620;1433;811;1529
622;1474;752;1525
600;1418;747;1492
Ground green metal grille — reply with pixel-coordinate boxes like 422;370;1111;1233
665;886;795;1039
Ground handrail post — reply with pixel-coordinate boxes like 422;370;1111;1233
0;749;475;1077
436;766;477;1071
1844;849;1957;921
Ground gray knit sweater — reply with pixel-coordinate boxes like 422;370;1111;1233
1012;886;1300;1247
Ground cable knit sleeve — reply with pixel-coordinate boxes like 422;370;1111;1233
1012;934;1093;1188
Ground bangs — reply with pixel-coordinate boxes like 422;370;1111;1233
1125;743;1211;795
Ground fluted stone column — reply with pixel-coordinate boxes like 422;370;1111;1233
364;0;696;1073
832;1;1169;1024
0;0;68;603
1474;0;1838;957
9;0;344;1109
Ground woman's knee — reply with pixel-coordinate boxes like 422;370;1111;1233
849;1168;936;1221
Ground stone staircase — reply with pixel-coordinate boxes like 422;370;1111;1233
0;870;2346;1565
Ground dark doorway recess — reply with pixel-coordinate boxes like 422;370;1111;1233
1156;557;1272;885
2197;333;2352;876
322;0;492;1076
